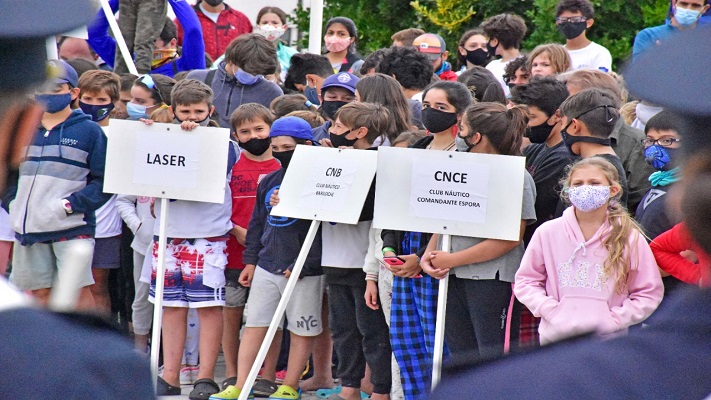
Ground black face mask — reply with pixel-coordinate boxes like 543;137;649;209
203;0;223;6
422;107;458;134
526;118;556;144
238;137;271;156
329;130;358;148
321;100;349;120
272;149;295;169
560;129;611;156
557;22;587;40
486;41;499;57
465;48;489;66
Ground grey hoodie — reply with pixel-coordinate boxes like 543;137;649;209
187;62;284;129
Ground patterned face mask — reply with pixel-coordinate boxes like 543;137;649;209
567;185;611;212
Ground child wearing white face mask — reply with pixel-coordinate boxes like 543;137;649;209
254;7;298;81
514;157;664;345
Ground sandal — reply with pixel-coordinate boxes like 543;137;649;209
316;386;342;398
221;377;237;391
157;376;182;396
253;378;279;397
189;378;220;400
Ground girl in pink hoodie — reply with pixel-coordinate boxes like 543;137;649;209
514;157;663;345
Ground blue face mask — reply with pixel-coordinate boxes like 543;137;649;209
79;101;114;122
644;144;677;171
127;102;149;120
35;93;72;114
304;85;321;106
675;7;701;26
235;69;261;85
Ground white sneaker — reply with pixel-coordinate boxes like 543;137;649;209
180;366;199;385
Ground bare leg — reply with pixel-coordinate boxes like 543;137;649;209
222;305;244;379
236;327;268;388
282;333;315;390
361;365;373;394
89;268;112;315
162;306;188;387
196;306;223;380
262;329;282;382
31;287;51;306
300;294;334;391
0;240;13;277
75;286;96;311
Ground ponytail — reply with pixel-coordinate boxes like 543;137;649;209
462;102;528;155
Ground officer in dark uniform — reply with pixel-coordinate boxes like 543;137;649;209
429;27;711;400
0;1;153;398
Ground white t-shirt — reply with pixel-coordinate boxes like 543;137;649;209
321;221;371;268
485;59;511;97
0;205;14;241
199;3;220;23
95;195;122;238
566;42;613;72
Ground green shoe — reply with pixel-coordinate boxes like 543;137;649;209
209;385;254;400
268;384;301;400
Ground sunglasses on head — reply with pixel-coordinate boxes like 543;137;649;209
138;74;165;104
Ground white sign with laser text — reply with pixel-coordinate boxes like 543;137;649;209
104;120;230;203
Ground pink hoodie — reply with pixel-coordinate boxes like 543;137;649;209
514;207;664;345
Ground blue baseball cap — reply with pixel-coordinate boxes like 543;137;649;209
48;59;79;88
321;72;359;96
0;0;97;91
270;116;314;141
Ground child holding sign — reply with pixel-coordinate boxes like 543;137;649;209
514;157;663;344
420;102;537;359
213;116;322;400
380;81;472;400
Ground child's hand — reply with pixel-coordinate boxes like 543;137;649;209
364;280;379;310
139;118;154;125
319;138;333;148
421;252;449;280
230;225;247;245
429;250;457;270
150;199;156;218
180;120;200;131
239;264;256;287
269;189;280;206
391;254;422;278
283;269;292;279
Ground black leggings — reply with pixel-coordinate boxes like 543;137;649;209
444;276;516;360
328;278;392;394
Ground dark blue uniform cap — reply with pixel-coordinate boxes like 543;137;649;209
0;0;98;91
624;26;711;118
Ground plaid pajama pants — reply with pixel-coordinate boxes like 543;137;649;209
390;274;444;400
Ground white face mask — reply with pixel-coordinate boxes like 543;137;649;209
254;24;286;42
568;185;611;212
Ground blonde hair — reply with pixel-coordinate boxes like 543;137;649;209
149;105;173;123
527;44;571;75
562;157;644;293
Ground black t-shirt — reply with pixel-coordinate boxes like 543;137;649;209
523;141;577;245
635;184;678;240
595;153;629;209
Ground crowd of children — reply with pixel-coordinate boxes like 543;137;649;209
7;0;711;399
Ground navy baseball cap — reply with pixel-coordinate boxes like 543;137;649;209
48;59;79;88
321;72;359;96
0;0;98;91
270;116;314;141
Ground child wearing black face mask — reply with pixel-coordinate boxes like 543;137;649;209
558;87;629;209
555;0;612;72
220;103;281;390
312;72;359;144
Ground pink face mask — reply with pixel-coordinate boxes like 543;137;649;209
325;36;351;53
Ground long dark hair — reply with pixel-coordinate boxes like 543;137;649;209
356;73;413;142
325;17;358;53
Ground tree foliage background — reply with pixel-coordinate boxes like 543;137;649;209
290;0;671;68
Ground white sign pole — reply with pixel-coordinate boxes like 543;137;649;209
431;233;451;390
238;220;321;400
48;239;94;311
150;198;170;390
308;0;324;55
46;37;59;60
100;0;139;75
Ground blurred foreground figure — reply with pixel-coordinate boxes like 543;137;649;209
0;0;153;398
430;27;711;400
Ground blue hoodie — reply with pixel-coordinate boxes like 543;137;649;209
6;110;111;245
